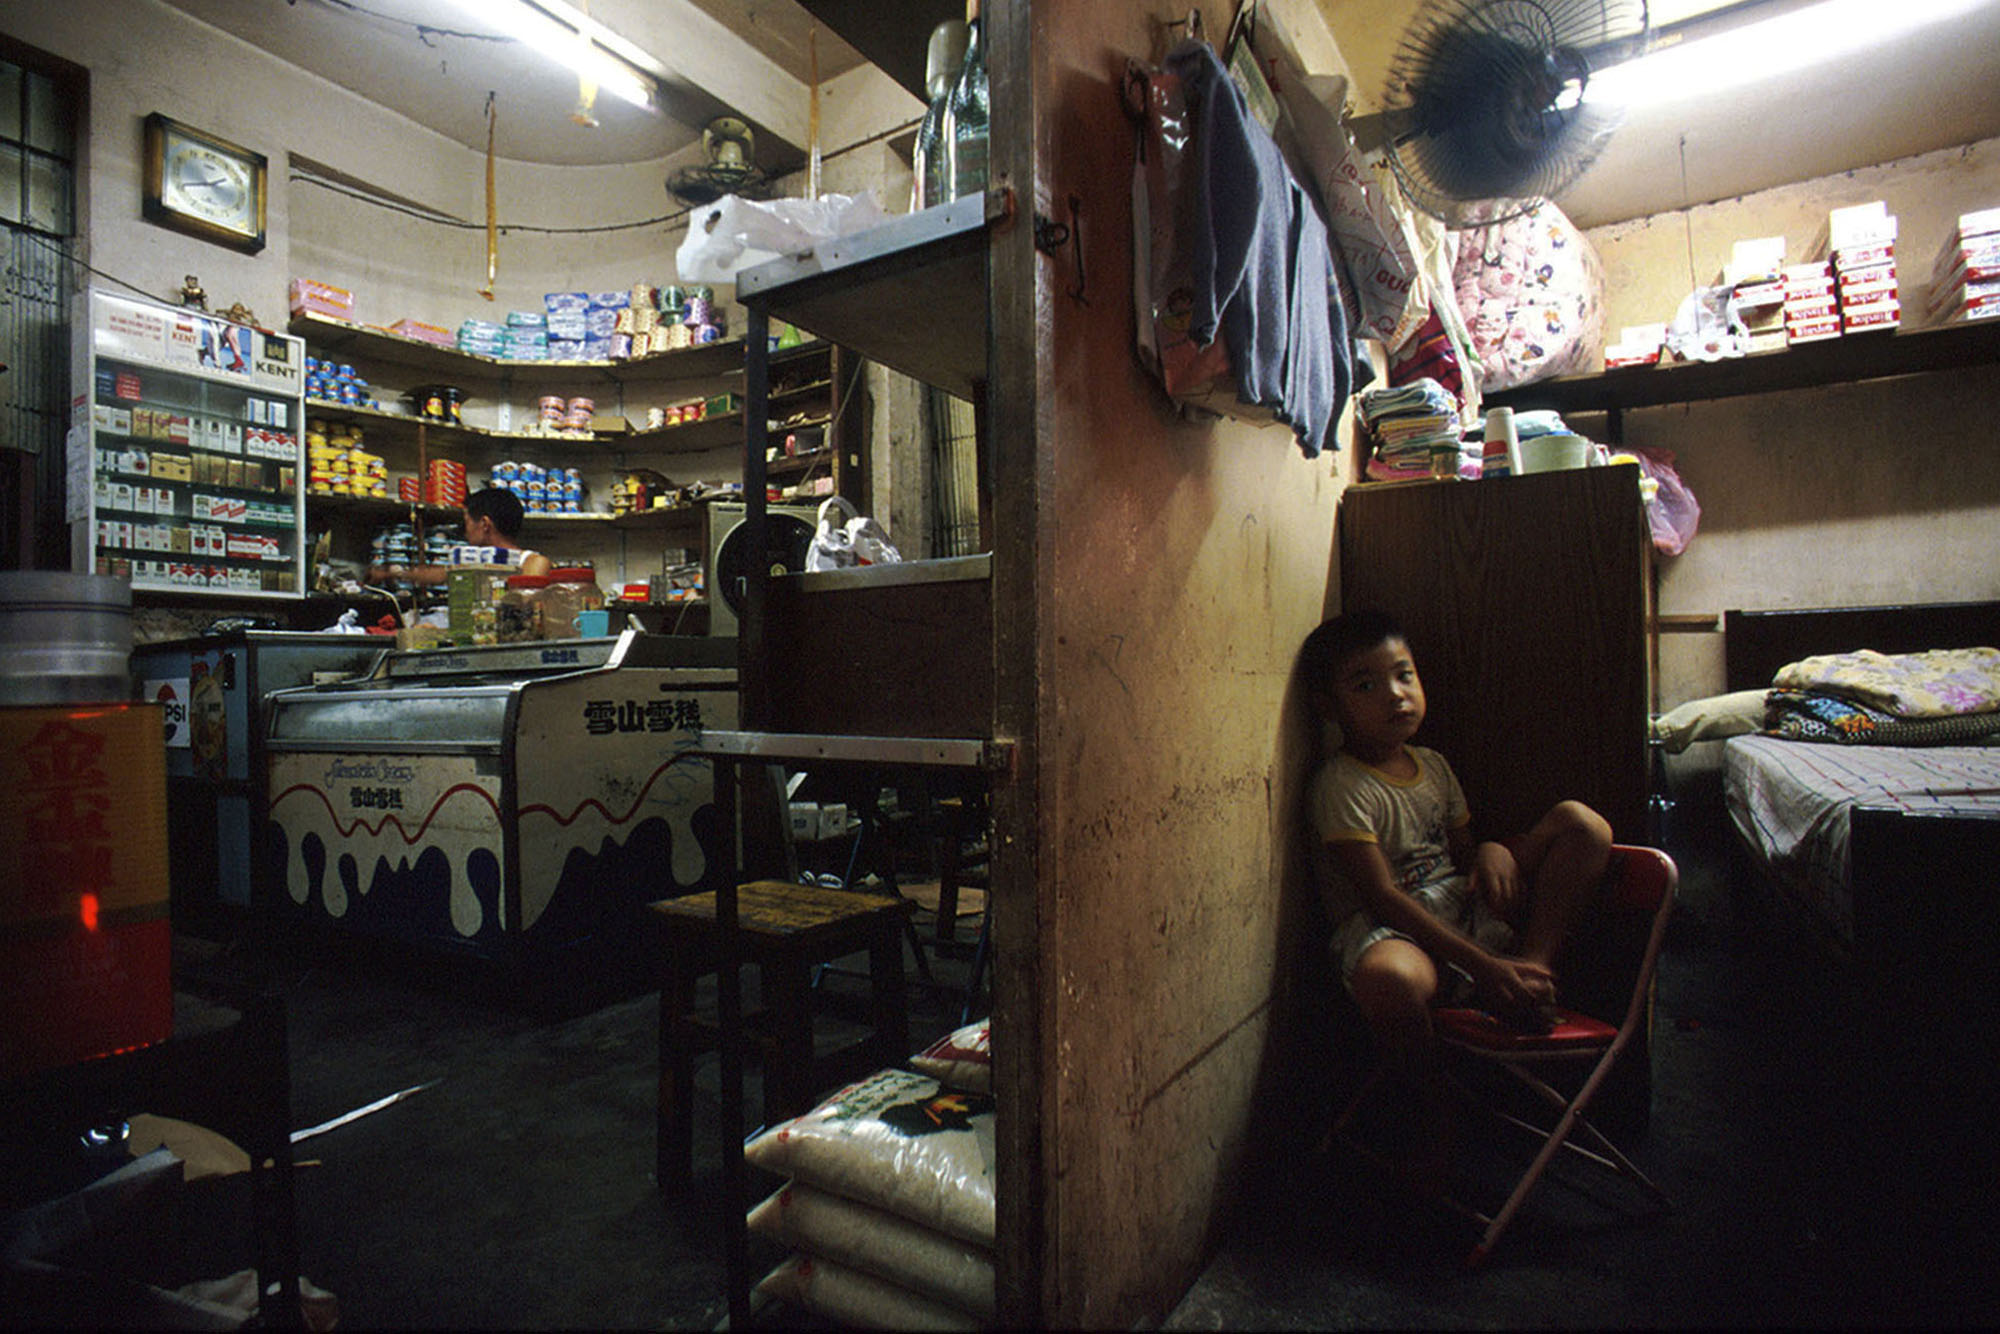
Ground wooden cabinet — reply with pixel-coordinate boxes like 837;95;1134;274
1339;466;1653;844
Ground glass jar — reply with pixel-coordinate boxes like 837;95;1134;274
497;574;549;642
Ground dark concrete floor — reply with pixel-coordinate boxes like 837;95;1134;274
18;812;2000;1329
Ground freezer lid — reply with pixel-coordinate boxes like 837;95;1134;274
369;637;618;684
265;683;516;748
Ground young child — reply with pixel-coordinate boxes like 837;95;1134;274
1301;610;1612;1178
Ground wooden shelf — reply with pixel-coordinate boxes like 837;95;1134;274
304;398;745;457
290;312;747;384
304;493;456;521
767;448;835;478
1484;319;2000;415
608;505;706;531
728;339;833;379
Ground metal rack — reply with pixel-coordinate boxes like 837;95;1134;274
703;191;1004;1327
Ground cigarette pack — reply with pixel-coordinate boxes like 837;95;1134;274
1841;301;1901;332
1831;241;1895;271
1787;314;1842;344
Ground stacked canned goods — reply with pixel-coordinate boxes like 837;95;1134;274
369;521;459;588
305;419;389;497
304;357;379;409
489;461;583;514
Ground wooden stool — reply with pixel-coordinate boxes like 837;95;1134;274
651;880;912;1194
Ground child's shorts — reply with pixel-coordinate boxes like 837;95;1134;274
1331;873;1518;1001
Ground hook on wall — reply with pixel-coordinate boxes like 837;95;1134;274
1033;193;1088;306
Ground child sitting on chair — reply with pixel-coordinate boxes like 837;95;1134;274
1301;610;1611;1179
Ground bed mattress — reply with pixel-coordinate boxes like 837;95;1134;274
1723;736;2000;943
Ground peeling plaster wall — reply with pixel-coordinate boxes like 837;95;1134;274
1581;139;2000;715
1033;2;1357;1324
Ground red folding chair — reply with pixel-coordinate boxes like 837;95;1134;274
1331;843;1679;1267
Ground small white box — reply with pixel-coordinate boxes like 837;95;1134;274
789;802;819;842
818;803;849;838
1825;201;1896;252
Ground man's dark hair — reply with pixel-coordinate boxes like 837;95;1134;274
466;486;526;539
1298;610;1408;698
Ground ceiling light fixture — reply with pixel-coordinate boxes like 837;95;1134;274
1584;0;1991;105
447;0;657;111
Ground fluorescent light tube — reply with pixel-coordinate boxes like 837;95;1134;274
1584;0;1991;106
448;0;655;110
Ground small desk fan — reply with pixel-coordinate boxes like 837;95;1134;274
1353;0;1652;226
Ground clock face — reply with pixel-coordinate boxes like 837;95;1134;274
143;115;265;251
165;141;252;231
165;145;249;226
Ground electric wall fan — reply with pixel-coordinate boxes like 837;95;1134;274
1358;0;1652;226
667;116;768;206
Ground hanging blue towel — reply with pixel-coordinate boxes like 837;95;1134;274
1166;39;1348;459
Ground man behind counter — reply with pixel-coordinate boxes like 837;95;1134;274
369;485;553;587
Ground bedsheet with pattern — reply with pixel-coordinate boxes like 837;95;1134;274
1723;735;2000;944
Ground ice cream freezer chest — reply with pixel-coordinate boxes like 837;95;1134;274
261;631;736;966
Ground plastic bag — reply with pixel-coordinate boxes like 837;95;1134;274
1665;285;1746;362
1630;447;1701;556
674;191;890;285
908;1017;991;1094
748;1180;995;1319
1451;200;1605;393
1262;63;1429;349
1127;54;1243;416
743;1067;996;1245
755;1252;982;1333
806;496;902;572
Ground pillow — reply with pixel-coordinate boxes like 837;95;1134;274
1649;689;1769;753
909;1018;991;1094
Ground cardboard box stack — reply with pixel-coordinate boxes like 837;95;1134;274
1783;260;1839;345
1822;201;1901;334
1927;207;2000;325
424;457;467;508
1725;237;1789;354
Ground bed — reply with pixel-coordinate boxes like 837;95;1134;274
1714;601;2000;975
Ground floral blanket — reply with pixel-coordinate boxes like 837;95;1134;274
1764;689;2000;746
1765;647;2000;745
1772;648;2000;717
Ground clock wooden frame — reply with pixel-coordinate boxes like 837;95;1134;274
141;113;268;253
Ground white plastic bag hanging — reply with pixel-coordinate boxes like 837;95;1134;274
674;191;891;284
806;496;902;572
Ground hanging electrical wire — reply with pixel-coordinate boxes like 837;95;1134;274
286;110;921;238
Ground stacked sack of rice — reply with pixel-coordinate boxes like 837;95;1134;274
747;1018;994;1329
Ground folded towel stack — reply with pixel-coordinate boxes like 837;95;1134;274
1356;378;1478;481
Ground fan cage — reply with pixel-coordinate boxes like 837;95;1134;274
1381;0;1650;226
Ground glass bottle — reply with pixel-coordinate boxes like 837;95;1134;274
946;0;989;200
911;20;969;212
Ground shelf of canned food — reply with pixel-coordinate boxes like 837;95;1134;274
301;396;750;457
290;311;749;385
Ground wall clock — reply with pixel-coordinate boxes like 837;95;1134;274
142;113;267;253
